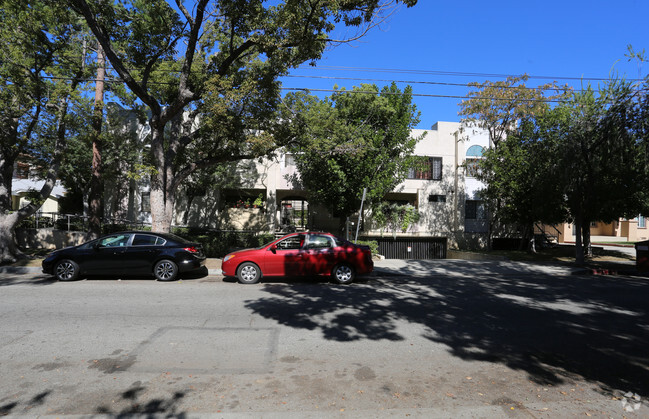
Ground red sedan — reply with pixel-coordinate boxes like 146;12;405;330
221;232;373;284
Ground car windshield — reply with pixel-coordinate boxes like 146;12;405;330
77;239;99;250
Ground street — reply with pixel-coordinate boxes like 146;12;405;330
1;266;648;418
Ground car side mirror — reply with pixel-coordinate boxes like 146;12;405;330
270;244;277;254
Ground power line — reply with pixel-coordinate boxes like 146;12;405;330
279;87;565;103
293;65;646;83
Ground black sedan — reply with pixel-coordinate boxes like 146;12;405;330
42;231;206;281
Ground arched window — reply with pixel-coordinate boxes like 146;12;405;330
466;145;485;157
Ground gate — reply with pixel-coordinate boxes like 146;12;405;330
374;237;447;259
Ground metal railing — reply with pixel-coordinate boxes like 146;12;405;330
17;212;151;232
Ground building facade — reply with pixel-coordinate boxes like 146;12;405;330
173;121;491;250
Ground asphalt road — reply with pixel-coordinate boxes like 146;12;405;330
1;268;648;418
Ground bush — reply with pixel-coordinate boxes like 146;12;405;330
171;228;275;258
356;240;378;256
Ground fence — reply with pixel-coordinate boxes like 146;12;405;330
373;237;447;259
17;212;150;232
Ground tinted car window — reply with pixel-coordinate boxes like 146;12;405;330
333;236;348;247
307;234;333;249
133;234;164;246
276;235;303;250
99;234;131;247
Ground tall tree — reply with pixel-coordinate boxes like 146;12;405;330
458;75;568;249
0;0;92;262
475;115;568;251
553;80;648;263
283;83;422;230
69;0;418;232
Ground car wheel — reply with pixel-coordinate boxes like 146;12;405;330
54;259;79;281
332;264;355;284
154;259;178;281
237;262;261;284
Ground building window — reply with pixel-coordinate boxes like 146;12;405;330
465;200;485;219
465;158;481;177
285;154;295;167
428;194;446;203
408;157;442;180
141;192;151;212
639;215;646;228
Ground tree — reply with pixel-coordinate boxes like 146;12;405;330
0;0;92;262
283;83;422;231
458;75;569;250
69;0;418;233
551;80;648;263
475;116;568;252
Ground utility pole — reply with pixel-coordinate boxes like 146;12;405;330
87;43;105;240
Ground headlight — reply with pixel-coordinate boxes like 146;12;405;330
223;254;235;262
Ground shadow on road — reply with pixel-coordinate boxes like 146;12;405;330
245;265;649;398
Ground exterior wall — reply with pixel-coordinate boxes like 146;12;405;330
553;219;648;243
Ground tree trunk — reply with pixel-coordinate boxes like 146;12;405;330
0;212;24;263
87;44;106;240
0;150;17;213
574;216;584;265
582;221;592;259
149;124;175;233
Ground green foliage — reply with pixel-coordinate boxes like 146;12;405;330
69;0;419;231
371;202;421;235
471;70;649;260
284;82;422;224
171;227;275;258
355;240;378;255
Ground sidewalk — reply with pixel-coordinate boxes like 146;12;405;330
2;257;643;278
372;258;586;277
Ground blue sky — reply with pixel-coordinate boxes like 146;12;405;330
280;0;649;129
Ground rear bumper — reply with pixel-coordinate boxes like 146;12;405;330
177;257;206;272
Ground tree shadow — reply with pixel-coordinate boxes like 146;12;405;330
0;391;51;416
0;385;188;416
95;383;187;416
245;267;649;397
0;274;57;287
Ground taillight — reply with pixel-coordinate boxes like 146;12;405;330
184;246;199;254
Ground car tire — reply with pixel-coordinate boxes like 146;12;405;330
154;259;178;281
54;259;79;281
237;262;261;284
332;264;355;284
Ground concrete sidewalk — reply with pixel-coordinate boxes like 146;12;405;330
2;257;641;278
372;258;588;277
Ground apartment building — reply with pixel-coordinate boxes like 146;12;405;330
174;121;491;251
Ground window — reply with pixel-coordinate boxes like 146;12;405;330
132;234;164;246
639;215;646;228
306;234;333;249
276;235;304;250
465;200;486;220
465;158;481;177
141;192;151;212
408;157;442;180
428;194;446;203
285;154;295;167
99;234;131;247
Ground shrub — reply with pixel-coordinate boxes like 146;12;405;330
356;240;378;255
